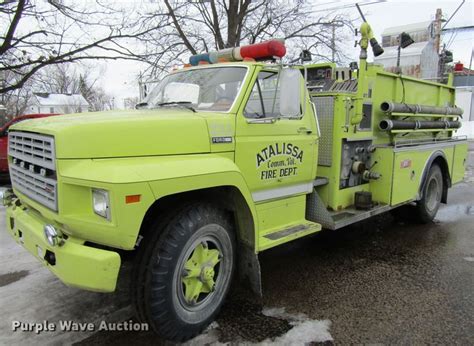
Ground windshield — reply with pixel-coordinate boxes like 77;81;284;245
144;67;248;112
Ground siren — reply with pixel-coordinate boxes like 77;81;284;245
189;39;286;66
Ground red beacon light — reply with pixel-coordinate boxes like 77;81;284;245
454;62;464;72
189;39;286;66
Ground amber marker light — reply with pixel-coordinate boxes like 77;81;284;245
126;195;141;204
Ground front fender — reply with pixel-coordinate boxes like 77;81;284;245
59;154;254;202
58;154;257;245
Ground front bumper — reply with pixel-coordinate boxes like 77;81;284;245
5;198;121;292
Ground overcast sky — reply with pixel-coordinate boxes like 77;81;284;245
99;0;473;107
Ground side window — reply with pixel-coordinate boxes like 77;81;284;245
244;71;280;118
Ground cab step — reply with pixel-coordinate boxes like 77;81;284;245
258;220;322;251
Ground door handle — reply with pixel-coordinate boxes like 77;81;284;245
297;127;312;134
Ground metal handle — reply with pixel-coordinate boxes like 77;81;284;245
297;127;312;134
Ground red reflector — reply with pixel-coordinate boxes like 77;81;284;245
126;195;141;204
240;40;286;60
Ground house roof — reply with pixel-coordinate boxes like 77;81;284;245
382;21;432;36
33;93;90;107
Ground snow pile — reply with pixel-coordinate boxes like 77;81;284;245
260;307;333;345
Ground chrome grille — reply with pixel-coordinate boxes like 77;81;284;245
8;131;55;170
8;131;57;211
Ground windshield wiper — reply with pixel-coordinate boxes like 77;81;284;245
157;101;196;113
135;102;148;109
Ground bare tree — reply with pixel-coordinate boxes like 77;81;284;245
33;64;114;112
123;96;140;110
139;0;354;76
1;69;32;117
0;0;156;95
1;0;355;112
33;64;82;94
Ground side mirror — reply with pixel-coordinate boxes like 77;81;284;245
279;68;301;117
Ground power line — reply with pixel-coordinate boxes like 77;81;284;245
304;0;387;15
442;0;466;30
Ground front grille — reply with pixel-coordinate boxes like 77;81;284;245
8;131;57;211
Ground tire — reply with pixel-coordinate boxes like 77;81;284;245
416;164;443;223
133;204;236;342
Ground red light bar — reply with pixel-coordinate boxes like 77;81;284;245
239;40;286;60
189;39;286;66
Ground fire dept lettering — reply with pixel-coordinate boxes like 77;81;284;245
256;143;303;180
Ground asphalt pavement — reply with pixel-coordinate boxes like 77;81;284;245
0;142;473;345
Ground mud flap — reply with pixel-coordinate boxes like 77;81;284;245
238;244;262;297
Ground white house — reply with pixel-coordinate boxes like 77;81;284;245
25;93;90;114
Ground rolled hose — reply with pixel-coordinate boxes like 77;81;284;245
379;119;462;131
380;101;463;116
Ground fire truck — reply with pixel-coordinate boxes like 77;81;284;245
2;18;467;341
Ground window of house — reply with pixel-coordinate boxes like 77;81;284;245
49;107;54;113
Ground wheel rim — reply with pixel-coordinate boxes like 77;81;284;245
181;238;221;305
426;177;441;212
173;224;231;316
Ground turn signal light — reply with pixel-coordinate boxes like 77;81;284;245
126;195;141;204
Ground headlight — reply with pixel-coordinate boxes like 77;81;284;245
44;225;62;247
92;189;111;220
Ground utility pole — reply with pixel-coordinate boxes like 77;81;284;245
331;24;336;62
434;8;444;81
323;22;343;63
434;8;442;54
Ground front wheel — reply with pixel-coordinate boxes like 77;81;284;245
134;204;235;342
416;164;443;223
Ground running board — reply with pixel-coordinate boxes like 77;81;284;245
306;189;394;230
258;221;322;251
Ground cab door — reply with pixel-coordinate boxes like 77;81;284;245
235;68;317;203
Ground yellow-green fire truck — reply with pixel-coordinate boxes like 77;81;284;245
2;21;467;341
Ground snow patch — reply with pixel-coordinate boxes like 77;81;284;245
260;307;333;345
184;322;223;346
463;256;474;262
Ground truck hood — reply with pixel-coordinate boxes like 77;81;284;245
11;109;212;159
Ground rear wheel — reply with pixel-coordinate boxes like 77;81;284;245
133;204;235;342
416;164;443;223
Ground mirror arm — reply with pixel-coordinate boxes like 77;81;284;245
256;79;266;117
270;66;281;115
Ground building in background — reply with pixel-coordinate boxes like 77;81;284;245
453;64;474;139
25;93;90;115
374;20;439;80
